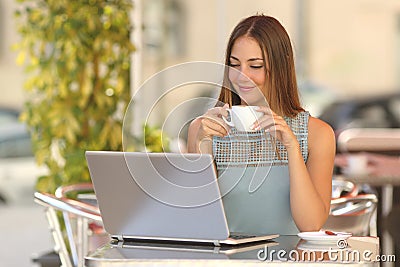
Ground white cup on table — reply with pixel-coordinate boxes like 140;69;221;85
345;154;368;176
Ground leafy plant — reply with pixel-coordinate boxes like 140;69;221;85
14;0;135;193
143;124;170;152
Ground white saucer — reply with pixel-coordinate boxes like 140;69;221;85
297;241;351;251
297;230;352;244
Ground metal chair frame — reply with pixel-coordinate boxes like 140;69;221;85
34;183;104;267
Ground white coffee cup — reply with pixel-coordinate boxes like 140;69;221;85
222;105;263;132
345;154;368;176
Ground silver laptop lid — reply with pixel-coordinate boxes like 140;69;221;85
86;151;230;241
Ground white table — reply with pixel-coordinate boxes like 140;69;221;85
85;236;381;266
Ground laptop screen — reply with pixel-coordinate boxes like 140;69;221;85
86;151;230;241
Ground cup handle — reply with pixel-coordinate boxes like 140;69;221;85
222;109;234;127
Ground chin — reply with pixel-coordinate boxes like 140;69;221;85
239;95;266;106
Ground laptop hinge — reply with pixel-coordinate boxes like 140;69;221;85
213;240;220;246
115;241;124;248
112;235;124;242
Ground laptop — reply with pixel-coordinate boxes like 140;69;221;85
107;239;279;260
85;151;278;246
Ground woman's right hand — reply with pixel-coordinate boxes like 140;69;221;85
197;103;230;139
187;103;230;153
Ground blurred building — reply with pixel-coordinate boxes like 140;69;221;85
1;0;400;128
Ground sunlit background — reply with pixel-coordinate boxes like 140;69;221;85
3;1;400;113
0;0;399;266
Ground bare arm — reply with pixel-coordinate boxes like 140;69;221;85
254;108;335;231
288;117;335;231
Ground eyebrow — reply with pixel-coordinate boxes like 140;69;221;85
230;56;263;62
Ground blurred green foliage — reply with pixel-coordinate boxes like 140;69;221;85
14;0;136;193
143;124;170;152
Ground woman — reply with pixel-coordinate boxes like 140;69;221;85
187;15;335;234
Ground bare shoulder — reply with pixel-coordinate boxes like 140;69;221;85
308;116;334;136
307;116;335;148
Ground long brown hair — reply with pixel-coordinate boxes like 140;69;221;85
218;15;304;117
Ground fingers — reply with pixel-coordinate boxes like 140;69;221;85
201;116;229;137
199;104;231;138
207;104;229;118
252;112;284;131
251;107;298;147
251;106;275;130
255;106;274;116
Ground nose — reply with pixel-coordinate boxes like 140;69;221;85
228;65;253;85
237;66;252;83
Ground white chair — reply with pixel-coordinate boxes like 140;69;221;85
326;178;378;236
34;184;109;267
324;193;378;236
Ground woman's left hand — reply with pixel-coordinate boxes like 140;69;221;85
252;106;299;150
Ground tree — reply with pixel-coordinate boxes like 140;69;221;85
14;0;135;193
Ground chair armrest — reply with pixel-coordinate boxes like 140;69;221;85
330;194;378;205
34;192;102;222
55;183;94;198
330;194;378;216
338;128;400;152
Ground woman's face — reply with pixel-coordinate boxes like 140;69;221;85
228;36;268;106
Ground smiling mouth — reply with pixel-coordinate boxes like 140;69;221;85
238;86;254;92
